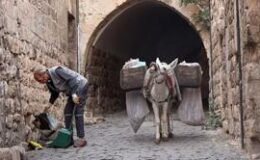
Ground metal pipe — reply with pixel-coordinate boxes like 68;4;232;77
235;0;245;149
76;0;80;73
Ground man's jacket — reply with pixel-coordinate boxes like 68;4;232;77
46;66;88;104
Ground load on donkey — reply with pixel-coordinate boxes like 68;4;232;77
120;58;205;144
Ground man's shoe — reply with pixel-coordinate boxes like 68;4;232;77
73;138;87;148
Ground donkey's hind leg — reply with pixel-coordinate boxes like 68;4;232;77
168;112;173;138
167;103;173;138
152;102;160;144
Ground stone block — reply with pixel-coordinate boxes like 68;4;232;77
247;64;260;81
13;113;22;123
31;0;49;15
5;114;14;129
6;83;17;98
233;105;240;121
7;65;18;79
244;119;256;138
248;81;260;100
2;0;18;19
3;16;18;35
0;148;12;160
49;7;58;22
0;145;25;160
5;98;15;113
251;154;260;160
0;81;8;97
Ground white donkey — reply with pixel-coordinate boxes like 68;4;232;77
143;58;181;144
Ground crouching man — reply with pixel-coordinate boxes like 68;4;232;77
33;65;88;147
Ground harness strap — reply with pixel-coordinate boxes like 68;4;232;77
164;72;175;95
151;96;170;104
145;64;176;104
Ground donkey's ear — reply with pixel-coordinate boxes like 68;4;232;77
156;58;161;65
169;58;179;68
156;58;163;69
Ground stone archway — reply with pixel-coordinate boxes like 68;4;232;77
83;0;210;113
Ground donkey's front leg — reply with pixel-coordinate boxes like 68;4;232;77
161;102;169;140
152;102;160;144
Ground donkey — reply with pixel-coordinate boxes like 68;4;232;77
143;58;181;144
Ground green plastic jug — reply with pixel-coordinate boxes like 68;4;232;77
47;128;73;148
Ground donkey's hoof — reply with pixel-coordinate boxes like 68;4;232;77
154;139;160;144
162;137;169;142
168;132;174;138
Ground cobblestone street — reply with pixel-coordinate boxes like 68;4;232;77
26;112;249;160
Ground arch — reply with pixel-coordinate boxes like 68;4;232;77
84;0;209;67
84;0;210;112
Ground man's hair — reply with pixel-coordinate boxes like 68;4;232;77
33;66;47;74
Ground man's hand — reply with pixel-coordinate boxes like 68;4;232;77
72;94;80;104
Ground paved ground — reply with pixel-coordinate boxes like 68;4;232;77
26;112;249;160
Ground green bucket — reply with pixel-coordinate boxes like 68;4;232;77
47;128;73;148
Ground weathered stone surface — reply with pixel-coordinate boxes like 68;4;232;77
5;114;13;129
211;0;260;155
0;145;25;160
0;0;259;158
0;0;73;148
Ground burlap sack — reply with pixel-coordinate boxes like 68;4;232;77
126;90;150;133
178;88;205;125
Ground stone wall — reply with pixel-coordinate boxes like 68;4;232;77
0;145;25;160
241;0;260;155
0;0;72;147
211;0;260;155
86;47;125;114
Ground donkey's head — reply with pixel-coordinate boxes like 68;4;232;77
145;58;179;104
151;58;178;85
149;61;164;85
156;58;179;72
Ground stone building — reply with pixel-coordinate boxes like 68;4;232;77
211;0;260;155
79;0;210;114
79;0;259;156
0;0;260;158
0;0;77;152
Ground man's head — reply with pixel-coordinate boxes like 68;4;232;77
33;66;49;83
149;62;158;72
